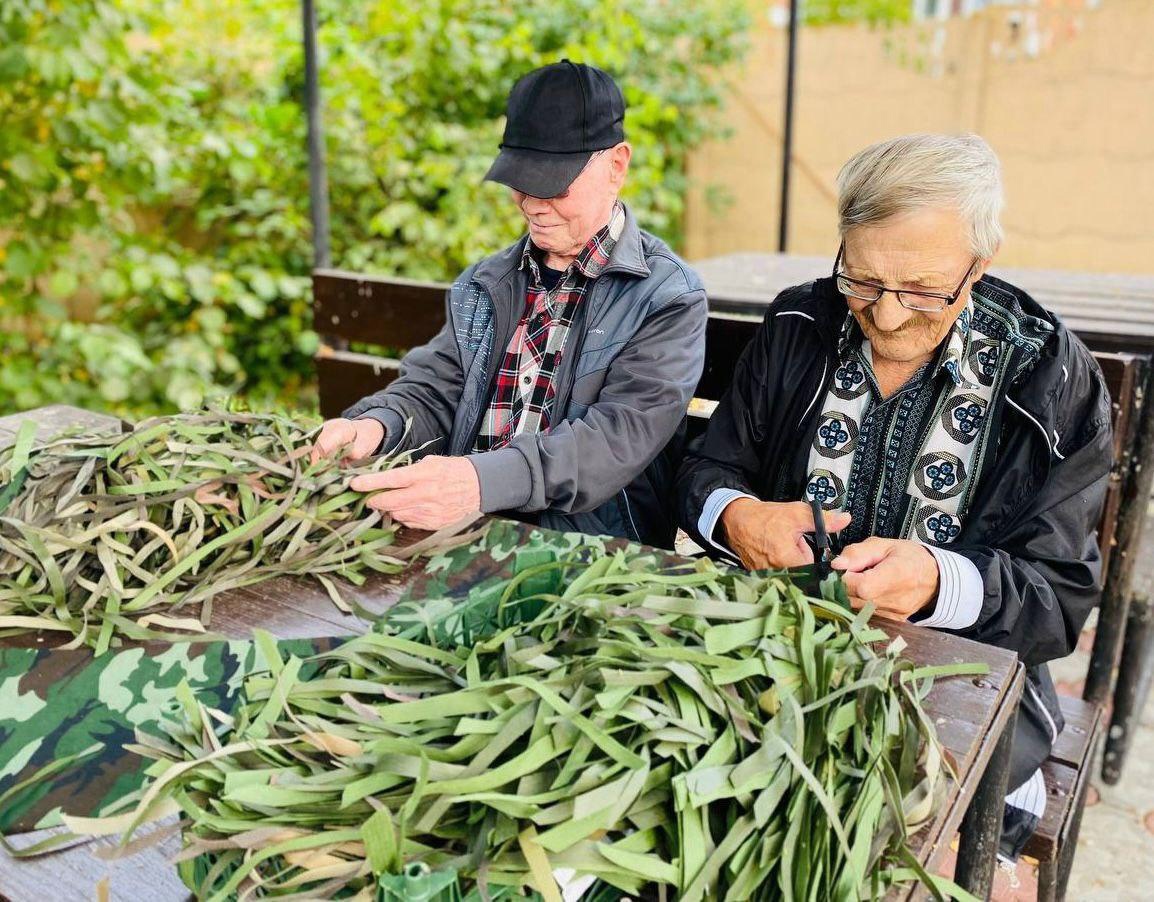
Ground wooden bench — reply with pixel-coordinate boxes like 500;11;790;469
312;269;447;416
310;267;1143;899
1024;697;1104;901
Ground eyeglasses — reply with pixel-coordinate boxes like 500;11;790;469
833;243;980;313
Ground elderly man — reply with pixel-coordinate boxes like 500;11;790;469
678;134;1111;859
314;61;707;547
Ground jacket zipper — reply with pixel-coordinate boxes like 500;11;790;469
1026;682;1060;743
620;488;641;541
453;282;518;455
551;280;604;418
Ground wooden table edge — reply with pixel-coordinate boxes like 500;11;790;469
899;660;1026;901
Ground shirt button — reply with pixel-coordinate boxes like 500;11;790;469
522;374;533;386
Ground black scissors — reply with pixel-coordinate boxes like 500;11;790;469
809;497;833;581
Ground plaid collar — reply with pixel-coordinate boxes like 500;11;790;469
519;202;626;285
838;298;975;388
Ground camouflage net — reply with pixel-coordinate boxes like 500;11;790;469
92;541;983;902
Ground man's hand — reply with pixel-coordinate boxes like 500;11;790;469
720;498;851;571
350;456;481;531
831;538;939;621
311;418;385;466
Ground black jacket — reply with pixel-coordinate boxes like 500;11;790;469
678;276;1112;788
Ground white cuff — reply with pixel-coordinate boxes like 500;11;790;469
698;488;757;558
914;545;984;630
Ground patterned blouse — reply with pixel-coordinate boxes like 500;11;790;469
804;285;1047;549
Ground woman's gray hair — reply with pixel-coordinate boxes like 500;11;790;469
836;134;1004;259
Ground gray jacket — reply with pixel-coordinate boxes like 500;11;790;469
344;205;708;546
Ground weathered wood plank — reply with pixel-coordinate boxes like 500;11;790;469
0;406;125;446
313;268;446;348
1023;761;1079;862
315;348;400;420
0;817;190;902
1094;353;1140;462
1049;695;1101;773
884;626;1023;900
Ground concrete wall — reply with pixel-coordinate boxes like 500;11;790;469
685;0;1154;274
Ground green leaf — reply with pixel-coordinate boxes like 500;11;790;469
48;268;80;297
4;241;38;279
362;806;402;875
7;153;45;183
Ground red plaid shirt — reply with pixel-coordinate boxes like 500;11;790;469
473;204;625;452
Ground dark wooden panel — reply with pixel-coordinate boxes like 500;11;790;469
1098;482;1123;573
308;267;1152;438
696;315;760;401
313;268;446;349
1094;352;1141;461
1092;353;1146;573
1078;330;1154;356
1023;760;1078;860
315;348;401;420
1050;695;1102;770
1020;696;1101;862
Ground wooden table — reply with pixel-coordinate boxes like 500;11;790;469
0;407;1024;901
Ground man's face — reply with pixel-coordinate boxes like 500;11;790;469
842;207;991;365
511;143;631;260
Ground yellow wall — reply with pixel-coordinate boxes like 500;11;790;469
685;0;1154;274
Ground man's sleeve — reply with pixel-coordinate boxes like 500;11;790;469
676;310;776;551
467;288;707;514
341;288;465;456
948;347;1113;668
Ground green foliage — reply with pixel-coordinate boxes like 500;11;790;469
0;0;749;417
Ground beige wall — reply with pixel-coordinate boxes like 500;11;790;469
685;0;1154;274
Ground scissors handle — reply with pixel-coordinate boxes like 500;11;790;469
809;497;831;579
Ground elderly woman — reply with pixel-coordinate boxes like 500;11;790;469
677;133;1112;859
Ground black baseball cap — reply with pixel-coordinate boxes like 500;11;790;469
485;59;626;199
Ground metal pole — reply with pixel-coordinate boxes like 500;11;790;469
303;0;331;269
777;0;800;253
956;690;1019;896
1102;595;1154;784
